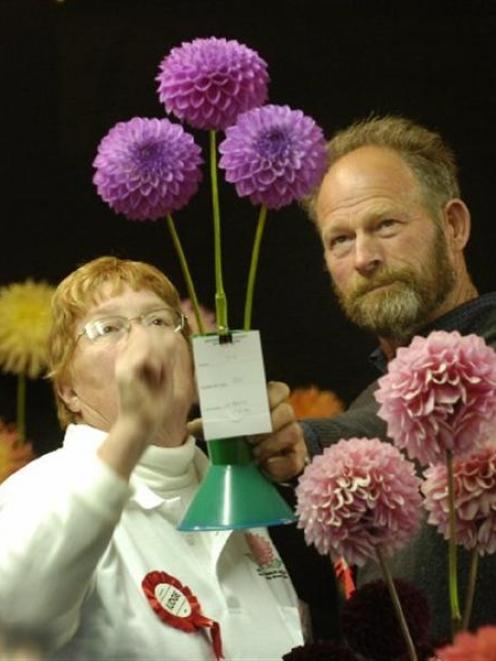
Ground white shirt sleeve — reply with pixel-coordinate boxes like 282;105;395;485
0;446;132;646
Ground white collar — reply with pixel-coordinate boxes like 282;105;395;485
63;423;209;510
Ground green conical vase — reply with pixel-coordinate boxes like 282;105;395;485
178;437;296;531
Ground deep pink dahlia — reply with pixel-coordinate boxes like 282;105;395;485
156;37;269;131
422;442;496;554
376;331;496;466
218;104;328;209
295;438;422;567
436;625;496;660
93;117;203;221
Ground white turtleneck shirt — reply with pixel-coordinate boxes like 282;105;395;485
0;423;303;660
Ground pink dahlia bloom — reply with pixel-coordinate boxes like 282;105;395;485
422;442;496;554
218;104;327;209
295;437;422;567
376;331;496;466
93;117;203;221
436;625;496;660
156;37;269;131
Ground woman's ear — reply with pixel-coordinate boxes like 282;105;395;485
57;382;81;415
442;198;471;252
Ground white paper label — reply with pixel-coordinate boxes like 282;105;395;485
192;331;272;440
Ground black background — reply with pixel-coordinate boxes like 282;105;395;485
2;0;496;454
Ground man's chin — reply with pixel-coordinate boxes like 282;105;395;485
344;287;424;338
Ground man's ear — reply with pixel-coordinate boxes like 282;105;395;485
57;382;81;415
442;198;471;252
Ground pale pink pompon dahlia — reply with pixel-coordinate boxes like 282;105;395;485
422;442;496;555
218;104;328;209
295;438;422;567
376;331;496;466
156;37;269;131
93;117;203;221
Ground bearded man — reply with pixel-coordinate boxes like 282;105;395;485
255;115;496;641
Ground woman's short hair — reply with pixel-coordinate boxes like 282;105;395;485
47;256;190;428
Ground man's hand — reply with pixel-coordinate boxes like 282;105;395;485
248;381;309;483
186;381;310;483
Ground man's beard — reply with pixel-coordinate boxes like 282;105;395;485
333;227;456;343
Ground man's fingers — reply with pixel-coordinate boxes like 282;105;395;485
267;381;290;409
261;453;305;483
270;401;295;432
252;422;302;462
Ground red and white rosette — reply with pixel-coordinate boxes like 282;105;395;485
142;571;223;660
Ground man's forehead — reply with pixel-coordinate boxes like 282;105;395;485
315;146;421;219
327;145;416;188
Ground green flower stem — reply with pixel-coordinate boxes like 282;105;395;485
16;373;26;443
376;546;418;661
209;129;228;334
446;449;462;634
243;205;268;331
165;214;204;334
462;546;479;631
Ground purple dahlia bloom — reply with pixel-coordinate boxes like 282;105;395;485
156;37;269;131
218;104;328;209
93;117;203;221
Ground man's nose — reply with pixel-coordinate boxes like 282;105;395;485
353;234;383;276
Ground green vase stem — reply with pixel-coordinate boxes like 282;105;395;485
376;546;418;661
165;214;204;334
209;130;228;334
208;437;252;465
462;546;479;631
446;449;462;634
244;205;268;331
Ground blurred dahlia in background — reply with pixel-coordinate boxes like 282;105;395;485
289;385;344;419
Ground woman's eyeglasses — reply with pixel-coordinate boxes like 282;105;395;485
77;309;186;343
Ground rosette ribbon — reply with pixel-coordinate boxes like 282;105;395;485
142;570;223;660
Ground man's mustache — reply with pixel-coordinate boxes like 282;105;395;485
347;271;412;299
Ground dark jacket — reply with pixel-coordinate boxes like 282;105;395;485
301;293;496;640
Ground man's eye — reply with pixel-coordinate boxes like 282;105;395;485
329;235;350;250
377;219;397;230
